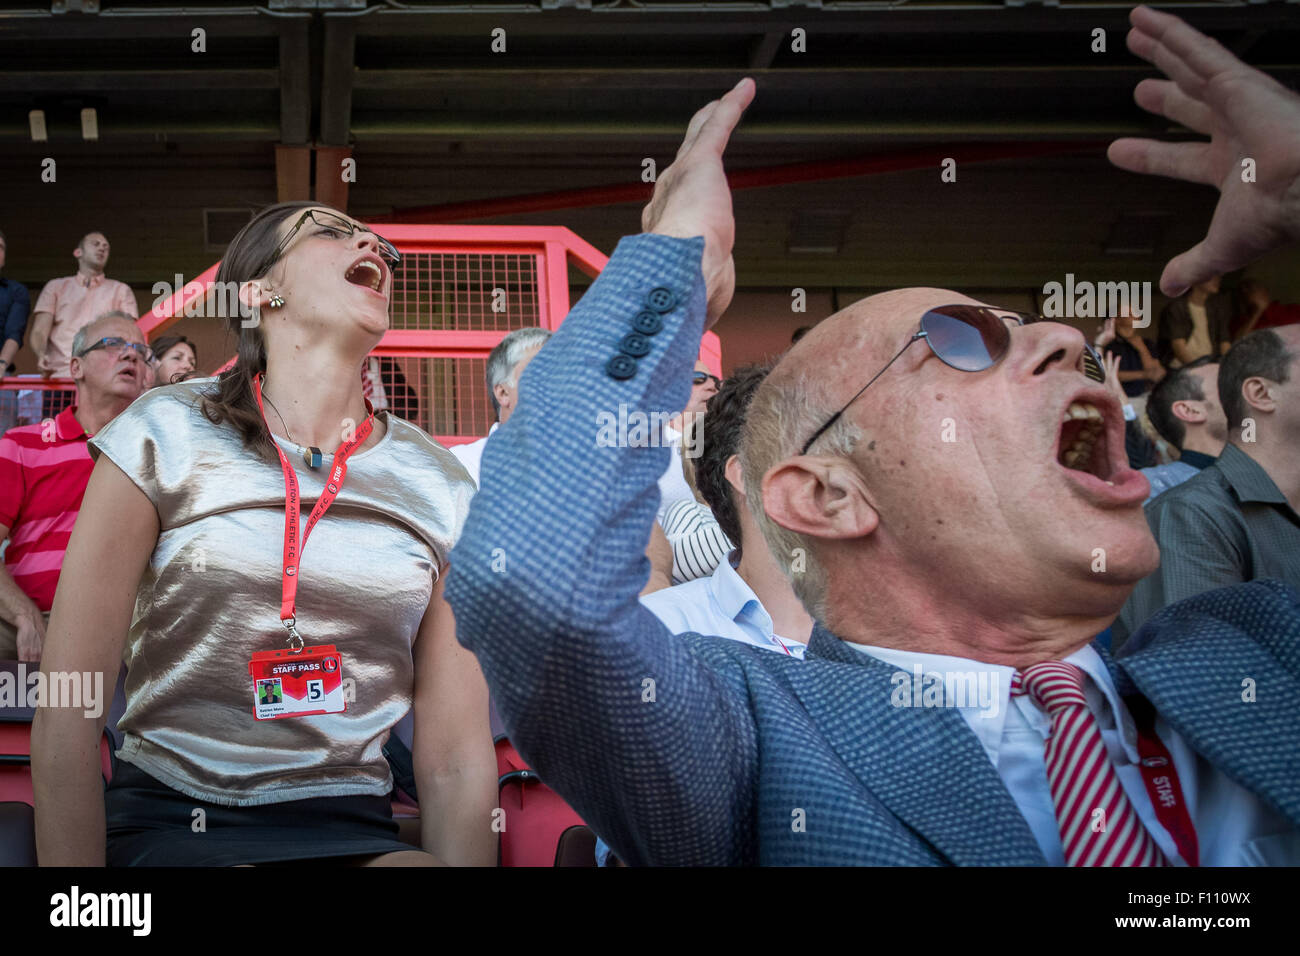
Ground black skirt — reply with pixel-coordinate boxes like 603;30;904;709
105;761;418;866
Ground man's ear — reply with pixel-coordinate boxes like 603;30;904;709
723;454;744;498
762;456;878;541
493;382;513;412
1171;399;1207;424
1241;376;1277;414
72;246;83;261
68;354;85;384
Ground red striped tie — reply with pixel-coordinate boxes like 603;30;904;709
1012;662;1167;867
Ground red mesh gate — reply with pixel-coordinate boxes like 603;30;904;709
2;224;723;444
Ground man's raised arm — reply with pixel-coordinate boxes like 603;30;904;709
446;81;764;865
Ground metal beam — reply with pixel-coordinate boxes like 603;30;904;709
320;15;356;146
279;19;312;145
0;69;278;93
388;140;1102;222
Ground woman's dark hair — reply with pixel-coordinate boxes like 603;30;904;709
150;334;199;385
199;200;325;459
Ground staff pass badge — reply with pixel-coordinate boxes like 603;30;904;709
248;645;346;720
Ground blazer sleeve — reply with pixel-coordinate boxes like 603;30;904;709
445;234;760;865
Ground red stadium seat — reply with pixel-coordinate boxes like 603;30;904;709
495;733;526;778
0;718;114;807
497;757;596;867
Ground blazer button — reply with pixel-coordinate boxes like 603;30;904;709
646;287;677;313
631;311;663;336
606;354;638;380
619;333;651;358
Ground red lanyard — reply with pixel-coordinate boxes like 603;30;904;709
253;374;374;651
1127;694;1200;866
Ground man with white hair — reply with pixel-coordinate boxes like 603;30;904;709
448;8;1300;865
450;326;551;486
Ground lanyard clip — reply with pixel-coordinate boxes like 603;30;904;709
283;617;305;653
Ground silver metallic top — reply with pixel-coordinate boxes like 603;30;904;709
89;377;475;806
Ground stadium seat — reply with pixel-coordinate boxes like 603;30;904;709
497;762;594;867
0;803;37;867
0;717;114;807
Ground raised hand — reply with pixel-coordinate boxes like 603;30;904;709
1108;6;1300;297
1094;317;1117;349
642;78;756;327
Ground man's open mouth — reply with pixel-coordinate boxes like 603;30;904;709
1056;400;1112;482
344;255;386;294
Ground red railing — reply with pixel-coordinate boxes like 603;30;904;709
2;224;721;444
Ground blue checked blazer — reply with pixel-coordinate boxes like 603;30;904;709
446;234;1300;866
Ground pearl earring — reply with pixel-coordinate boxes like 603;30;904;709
269;293;286;309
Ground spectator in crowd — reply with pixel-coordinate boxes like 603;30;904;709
148;334;197;387
33;202;495;867
643;363;812;658
1233;278;1300;339
0;228;32;435
656;361;719;520
0;228;30;378
449;326;550;486
1099;351;1160;472
1094;313;1165;412
659;482;732;584
450;11;1300;866
1156;274;1232;368
0;311;150;661
1116;327;1300;646
1140;357;1226;501
28;232;137;418
361;356;420;424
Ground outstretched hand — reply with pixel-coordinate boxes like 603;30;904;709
1108;6;1300;297
642;78;756;328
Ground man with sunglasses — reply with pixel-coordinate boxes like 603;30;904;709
449;8;1300;866
0;311;149;661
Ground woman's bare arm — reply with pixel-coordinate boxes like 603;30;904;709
411;571;498;866
31;456;158;865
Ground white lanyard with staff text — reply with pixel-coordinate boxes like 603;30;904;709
246;374;374;721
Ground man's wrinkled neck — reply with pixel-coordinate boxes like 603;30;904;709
822;565;1118;670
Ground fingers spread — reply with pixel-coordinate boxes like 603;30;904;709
1107;137;1217;187
1134;78;1214;135
1134;4;1241;84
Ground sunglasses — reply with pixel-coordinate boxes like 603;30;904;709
76;336;155;364
692;371;722;389
258;210;401;277
799;304;1106;455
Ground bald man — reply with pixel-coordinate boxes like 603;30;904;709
448;10;1300;866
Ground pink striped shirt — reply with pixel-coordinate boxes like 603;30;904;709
0;406;94;611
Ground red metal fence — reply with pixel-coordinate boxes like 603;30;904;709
2;225;722;445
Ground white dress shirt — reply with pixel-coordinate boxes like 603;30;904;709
854;642;1299;865
640;551;805;658
447;422;497;487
